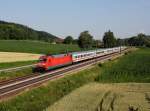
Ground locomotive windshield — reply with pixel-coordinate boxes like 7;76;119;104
39;58;47;62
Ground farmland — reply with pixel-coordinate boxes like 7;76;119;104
0;52;40;63
47;83;150;111
0;48;149;111
96;48;150;82
47;48;150;111
0;40;81;54
0;52;38;81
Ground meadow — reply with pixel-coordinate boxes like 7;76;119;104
0;48;149;111
0;40;81;54
0;60;36;69
96;48;150;82
0;67;33;81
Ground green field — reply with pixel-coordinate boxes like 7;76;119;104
0;67;33;81
96;48;150;82
0;48;149;111
0;60;36;69
0;61;37;81
0;40;81;54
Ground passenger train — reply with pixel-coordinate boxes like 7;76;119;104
33;46;126;72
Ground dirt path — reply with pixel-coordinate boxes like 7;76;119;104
46;83;150;111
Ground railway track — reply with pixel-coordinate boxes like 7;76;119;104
0;73;39;87
0;50;128;100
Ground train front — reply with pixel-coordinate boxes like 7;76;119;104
33;55;48;72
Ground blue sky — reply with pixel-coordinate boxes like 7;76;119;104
0;0;150;39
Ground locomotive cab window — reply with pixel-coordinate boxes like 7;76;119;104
39;58;47;62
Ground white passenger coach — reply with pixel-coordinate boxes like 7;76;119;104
72;46;126;62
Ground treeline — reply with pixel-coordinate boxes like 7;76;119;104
103;31;150;48
0;21;61;43
122;33;150;47
63;30;150;48
1;20;150;48
63;31;102;49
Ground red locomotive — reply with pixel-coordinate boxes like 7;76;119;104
34;54;73;72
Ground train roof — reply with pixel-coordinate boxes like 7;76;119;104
41;47;125;57
71;48;105;55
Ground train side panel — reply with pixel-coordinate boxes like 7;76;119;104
46;55;73;70
72;51;96;62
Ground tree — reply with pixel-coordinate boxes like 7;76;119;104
128;33;146;46
78;31;93;49
103;30;116;48
137;33;146;46
92;39;102;48
116;38;125;46
63;36;73;44
72;39;78;44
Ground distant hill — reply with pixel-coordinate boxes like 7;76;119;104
0;20;63;43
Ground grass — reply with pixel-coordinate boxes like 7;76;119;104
96;48;150;83
0;60;36;69
46;83;150;111
0;67;33;81
0;60;37;81
0;40;81;54
0;61;36;81
0;66;100;111
0;48;149;111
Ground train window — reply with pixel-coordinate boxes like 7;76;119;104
82;55;84;57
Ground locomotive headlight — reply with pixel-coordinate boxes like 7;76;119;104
37;63;46;67
41;63;46;66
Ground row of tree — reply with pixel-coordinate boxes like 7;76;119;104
63;30;118;48
63;31;101;49
1;21;149;48
63;30;150;49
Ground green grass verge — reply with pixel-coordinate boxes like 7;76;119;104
0;48;149;111
0;60;36;69
0;66;100;111
0;67;33;81
0;60;36;81
96;48;150;82
0;40;81;54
